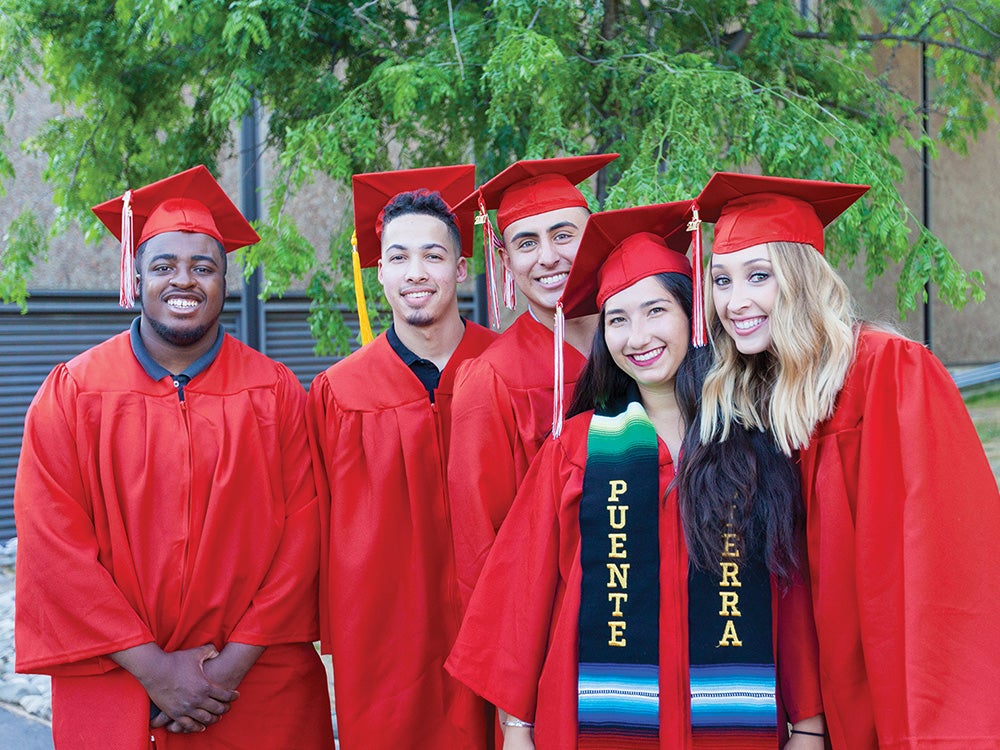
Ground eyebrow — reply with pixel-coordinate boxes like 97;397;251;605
384;242;451;253
711;257;771;269
508;220;582;244
605;297;673;316
148;253;220;264
545;220;581;233
508;229;540;243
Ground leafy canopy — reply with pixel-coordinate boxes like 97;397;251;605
1;0;997;350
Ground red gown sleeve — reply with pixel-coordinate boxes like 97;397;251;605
812;335;1000;746
861;338;1000;744
228;366;320;645
14;366;154;675
774;563;823;726
448;358;521;610
446;434;575;721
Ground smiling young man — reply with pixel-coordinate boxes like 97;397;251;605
306;166;496;750
445;154;618;609
14;165;334;749
137;230;229;367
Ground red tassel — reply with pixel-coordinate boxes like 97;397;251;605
119;190;136;308
688;204;706;348
477;195;505;329
502;261;516;311
552;301;566;438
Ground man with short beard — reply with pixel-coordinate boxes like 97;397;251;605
306;165;496;750
14;165;334;749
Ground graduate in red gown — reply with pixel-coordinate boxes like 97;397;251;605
696;172;1000;749
448;155;618;609
448;203;825;750
14;166;334;749
307;166;496;749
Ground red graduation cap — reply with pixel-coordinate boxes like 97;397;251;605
349;164;475;345
92;165;260;308
550;201;693;438
695;172;870;256
560;202;694;320
351;164;476;268
453;153;619;328
455;154;619;234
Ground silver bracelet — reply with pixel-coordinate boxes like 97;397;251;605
502;717;534;728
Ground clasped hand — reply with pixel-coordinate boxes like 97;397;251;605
143;644;239;733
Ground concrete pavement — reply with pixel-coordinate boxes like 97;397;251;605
0;702;53;749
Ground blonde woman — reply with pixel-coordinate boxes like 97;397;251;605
691;172;1000;749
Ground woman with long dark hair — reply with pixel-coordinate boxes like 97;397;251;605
694;172;1000;749
447;202;824;749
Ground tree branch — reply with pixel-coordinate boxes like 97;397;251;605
940;2;1000;42
446;0;464;79
792;29;994;60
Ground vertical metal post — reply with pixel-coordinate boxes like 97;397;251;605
474;273;488;327
240;99;263;351
921;43;933;350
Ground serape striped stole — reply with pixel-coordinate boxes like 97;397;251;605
578;398;660;749
687;530;778;749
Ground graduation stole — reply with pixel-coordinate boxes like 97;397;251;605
577;393;660;749
687;517;778;749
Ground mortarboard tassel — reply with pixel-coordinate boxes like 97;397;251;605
688;204;706;348
351;229;375;345
477;197;502;330
119;189;136;308
502;258;516;312
477;194;508;329
552;301;566;438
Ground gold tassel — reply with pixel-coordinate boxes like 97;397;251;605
351;230;374;345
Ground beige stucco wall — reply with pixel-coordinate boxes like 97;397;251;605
929;118;999;364
2;83;94;289
1;88;350;293
4;64;998;363
840;43;1000;364
846;111;1000;365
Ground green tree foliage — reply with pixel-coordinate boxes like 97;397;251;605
0;210;48;311
1;0;998;347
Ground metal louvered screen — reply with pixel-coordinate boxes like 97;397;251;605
0;289;478;541
258;296;340;388
258;290;477;388
0;293;242;542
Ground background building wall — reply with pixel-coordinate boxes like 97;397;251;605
3;72;999;363
839;43;1000;363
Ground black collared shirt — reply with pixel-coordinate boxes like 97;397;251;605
129;317;226;401
386;324;444;401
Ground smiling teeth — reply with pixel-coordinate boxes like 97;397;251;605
405;291;431;298
538;272;568;286
632;348;663;362
167;299;198;309
734;317;765;330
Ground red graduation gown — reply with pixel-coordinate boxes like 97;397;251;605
798;329;1000;749
447;412;823;749
448;312;588;608
307;323;496;750
14;331;333;749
